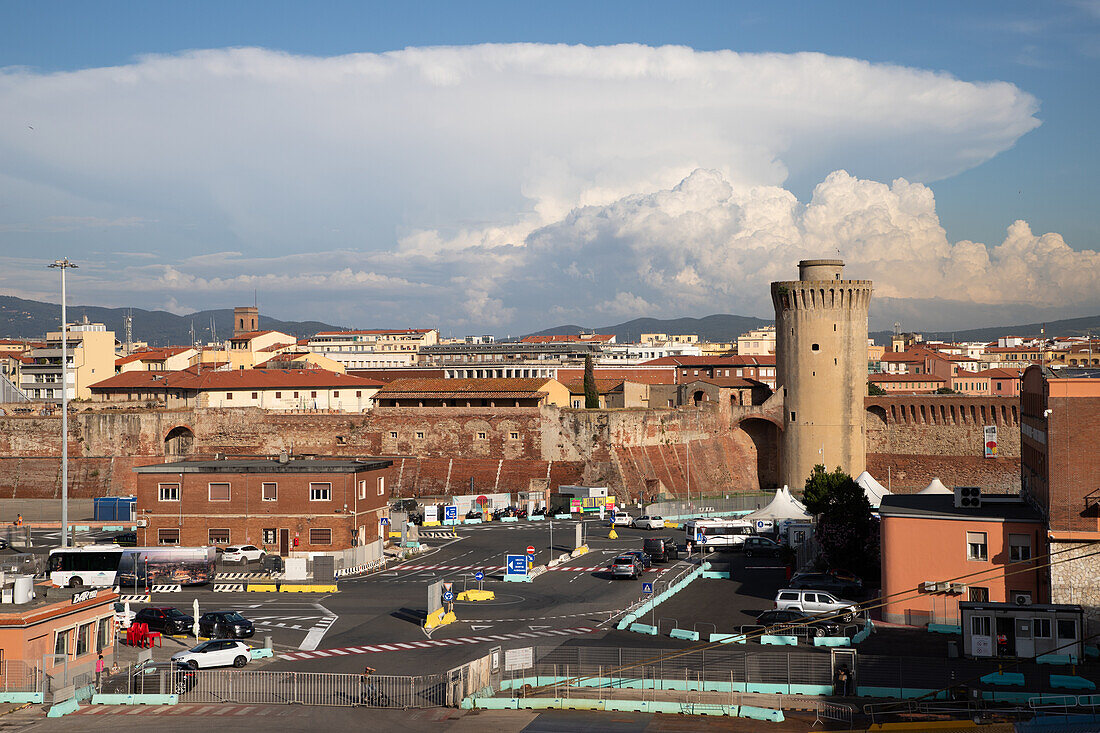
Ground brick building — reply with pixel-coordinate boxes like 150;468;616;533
1021;366;1100;629
133;455;394;555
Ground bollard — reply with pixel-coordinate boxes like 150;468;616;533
264;635;273;649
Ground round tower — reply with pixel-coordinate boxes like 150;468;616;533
770;259;873;489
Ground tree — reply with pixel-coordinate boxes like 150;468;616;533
868;383;887;396
935;386;957;394
803;466;879;579
583;354;599;409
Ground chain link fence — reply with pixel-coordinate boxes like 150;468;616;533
0;661;41;693
644;494;774;518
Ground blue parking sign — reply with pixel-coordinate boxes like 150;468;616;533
444;505;458;520
642;582;653;595
442;591;454;602
506;555;528;576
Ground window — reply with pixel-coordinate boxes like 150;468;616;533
158;483;180;502
275;391;281;398
1057;619;1078;640
309;528;332;545
358;480;367;500
76;622;92;657
209;483;231;501
158;529;180;545
510;432;519;440
790;411;796;421
294;392;299;398
1033;618;1052;638
811;343;820;351
970;615;991;637
251;392;258;400
333;391;339;397
572;400;581;408
262;482;277;501
356;391;362;397
389;431;397;439
311;391;317;398
966;531;988;561
208;528;230;545
377;476;385;496
477;432;486;439
1009;534;1032;561
969;586;989;602
261;528;278;545
310;482;332;501
54;630;68;656
416;431;424;439
226;392;233;400
97;618;111;651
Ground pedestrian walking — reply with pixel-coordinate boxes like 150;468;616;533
834;665;849;696
95;654;105;690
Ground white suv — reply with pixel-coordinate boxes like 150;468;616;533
221;545;267;564
611;512;634;526
172;639;252;669
774;589;860;622
632;516;666;530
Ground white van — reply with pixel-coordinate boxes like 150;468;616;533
774;588;859;622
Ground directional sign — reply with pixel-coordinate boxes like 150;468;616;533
526;545;535;554
380;517;390;525
444;505;458;520
442;591;454;602
506;555;528;576
698;534;708;544
642;582;653;595
474;571;484;581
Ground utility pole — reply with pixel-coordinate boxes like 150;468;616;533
49;258;77;548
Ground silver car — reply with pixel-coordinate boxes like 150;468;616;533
611;555;642;579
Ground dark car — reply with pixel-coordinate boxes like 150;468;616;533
742;536;782;558
133;607;194;635
755;609;843;637
626;551;652;571
199;611;255;639
102;661;196;695
391;499;419;513
789;572;862;598
643;537;679;563
113;532;137;547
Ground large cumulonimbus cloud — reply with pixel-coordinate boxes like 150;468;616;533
1;43;1084;331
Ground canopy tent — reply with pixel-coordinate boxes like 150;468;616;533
918;477;952;495
745;486;812;522
855;470;892;509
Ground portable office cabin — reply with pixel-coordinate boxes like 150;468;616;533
92;496;135;522
960;601;1084;660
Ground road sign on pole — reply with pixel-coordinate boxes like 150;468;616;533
380;517;390;525
642;582;653;595
444;505;458;521
506;554;528;577
526;546;535;555
442;591;454;602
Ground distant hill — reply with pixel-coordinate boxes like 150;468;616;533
870;313;1100;345
0;295;342;346
521;314;773;343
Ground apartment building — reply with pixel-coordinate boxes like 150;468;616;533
306;329;439;369
19;322;115;401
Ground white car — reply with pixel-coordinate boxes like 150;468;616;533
611;512;634;526
172;639;252;669
632;515;665;530
220;545;267;564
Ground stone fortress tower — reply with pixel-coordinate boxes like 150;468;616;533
771;260;873;489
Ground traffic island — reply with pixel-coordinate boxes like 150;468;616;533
457;589;495;601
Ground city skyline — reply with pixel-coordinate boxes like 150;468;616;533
1;1;1097;333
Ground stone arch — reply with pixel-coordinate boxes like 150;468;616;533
737;416;781;490
692;390;707;406
866;405;888;427
164;425;195;456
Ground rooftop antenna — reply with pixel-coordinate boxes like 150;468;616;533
124;310;133;355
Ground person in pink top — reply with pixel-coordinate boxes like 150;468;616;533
95;654;105;690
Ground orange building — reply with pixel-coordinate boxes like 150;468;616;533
0;587;118;685
879;494;1046;625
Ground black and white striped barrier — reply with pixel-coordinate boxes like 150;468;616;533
213;583;246;592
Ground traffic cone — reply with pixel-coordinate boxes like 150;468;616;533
609;528;618;539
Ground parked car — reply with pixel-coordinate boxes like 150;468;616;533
465;509;484;519
199;611;255;639
742;536;782;558
632;516;666;530
102;661;196;695
133;607;194;635
611;512;634;526
755;609;843;637
611;554;643;579
789;572;862;598
774;589;860;622
113;532;137;547
220;545;267;564
626;550;652;571
171;639;252;669
643;537;679;563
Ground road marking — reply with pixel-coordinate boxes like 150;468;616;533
297;603;337;651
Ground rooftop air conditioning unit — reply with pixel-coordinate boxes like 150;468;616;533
955;486;982;508
923;581;939;592
1014;593;1033;606
949;583;967;594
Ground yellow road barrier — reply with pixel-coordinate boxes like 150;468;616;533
456;589;495;602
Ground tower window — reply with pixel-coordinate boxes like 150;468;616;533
834;324;837;331
811;344;820;351
790;411;796;421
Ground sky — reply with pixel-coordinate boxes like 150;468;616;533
1;1;1098;335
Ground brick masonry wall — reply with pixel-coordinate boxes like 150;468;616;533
1049;540;1100;635
1047;396;1100;533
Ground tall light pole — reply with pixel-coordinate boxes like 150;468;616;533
48;258;77;548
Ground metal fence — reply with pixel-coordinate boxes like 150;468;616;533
644;494;774;518
0;661;40;693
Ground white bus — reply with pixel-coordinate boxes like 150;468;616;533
48;545;216;589
684;518;753;552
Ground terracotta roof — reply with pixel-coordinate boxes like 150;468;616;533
985;346;1042;353
520;334;615;343
972;368;1023;378
228;330;276;342
880;352;924;363
257;342;297;353
868;373;946;383
91;368;381;392
377;390;546;401
555;368;674;385
560;379;625;395
683;377;758;388
375;378;555;395
115;347;193;365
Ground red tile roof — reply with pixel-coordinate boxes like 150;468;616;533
641;355;775;367
228;330;277;342
683;377;758;388
375;378;555;395
554;368;674;385
115;347;193;366
972;368;1024;378
90;368;381;392
560;379;625;395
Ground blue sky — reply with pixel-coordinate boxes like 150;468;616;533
1;1;1097;332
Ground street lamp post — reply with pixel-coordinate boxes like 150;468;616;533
48;258;77;548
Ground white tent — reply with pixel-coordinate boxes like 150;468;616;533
918;477;952;495
745;486;812;522
855;471;891;508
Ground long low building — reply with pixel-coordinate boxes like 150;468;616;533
88;368;382;411
372;377;571;408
